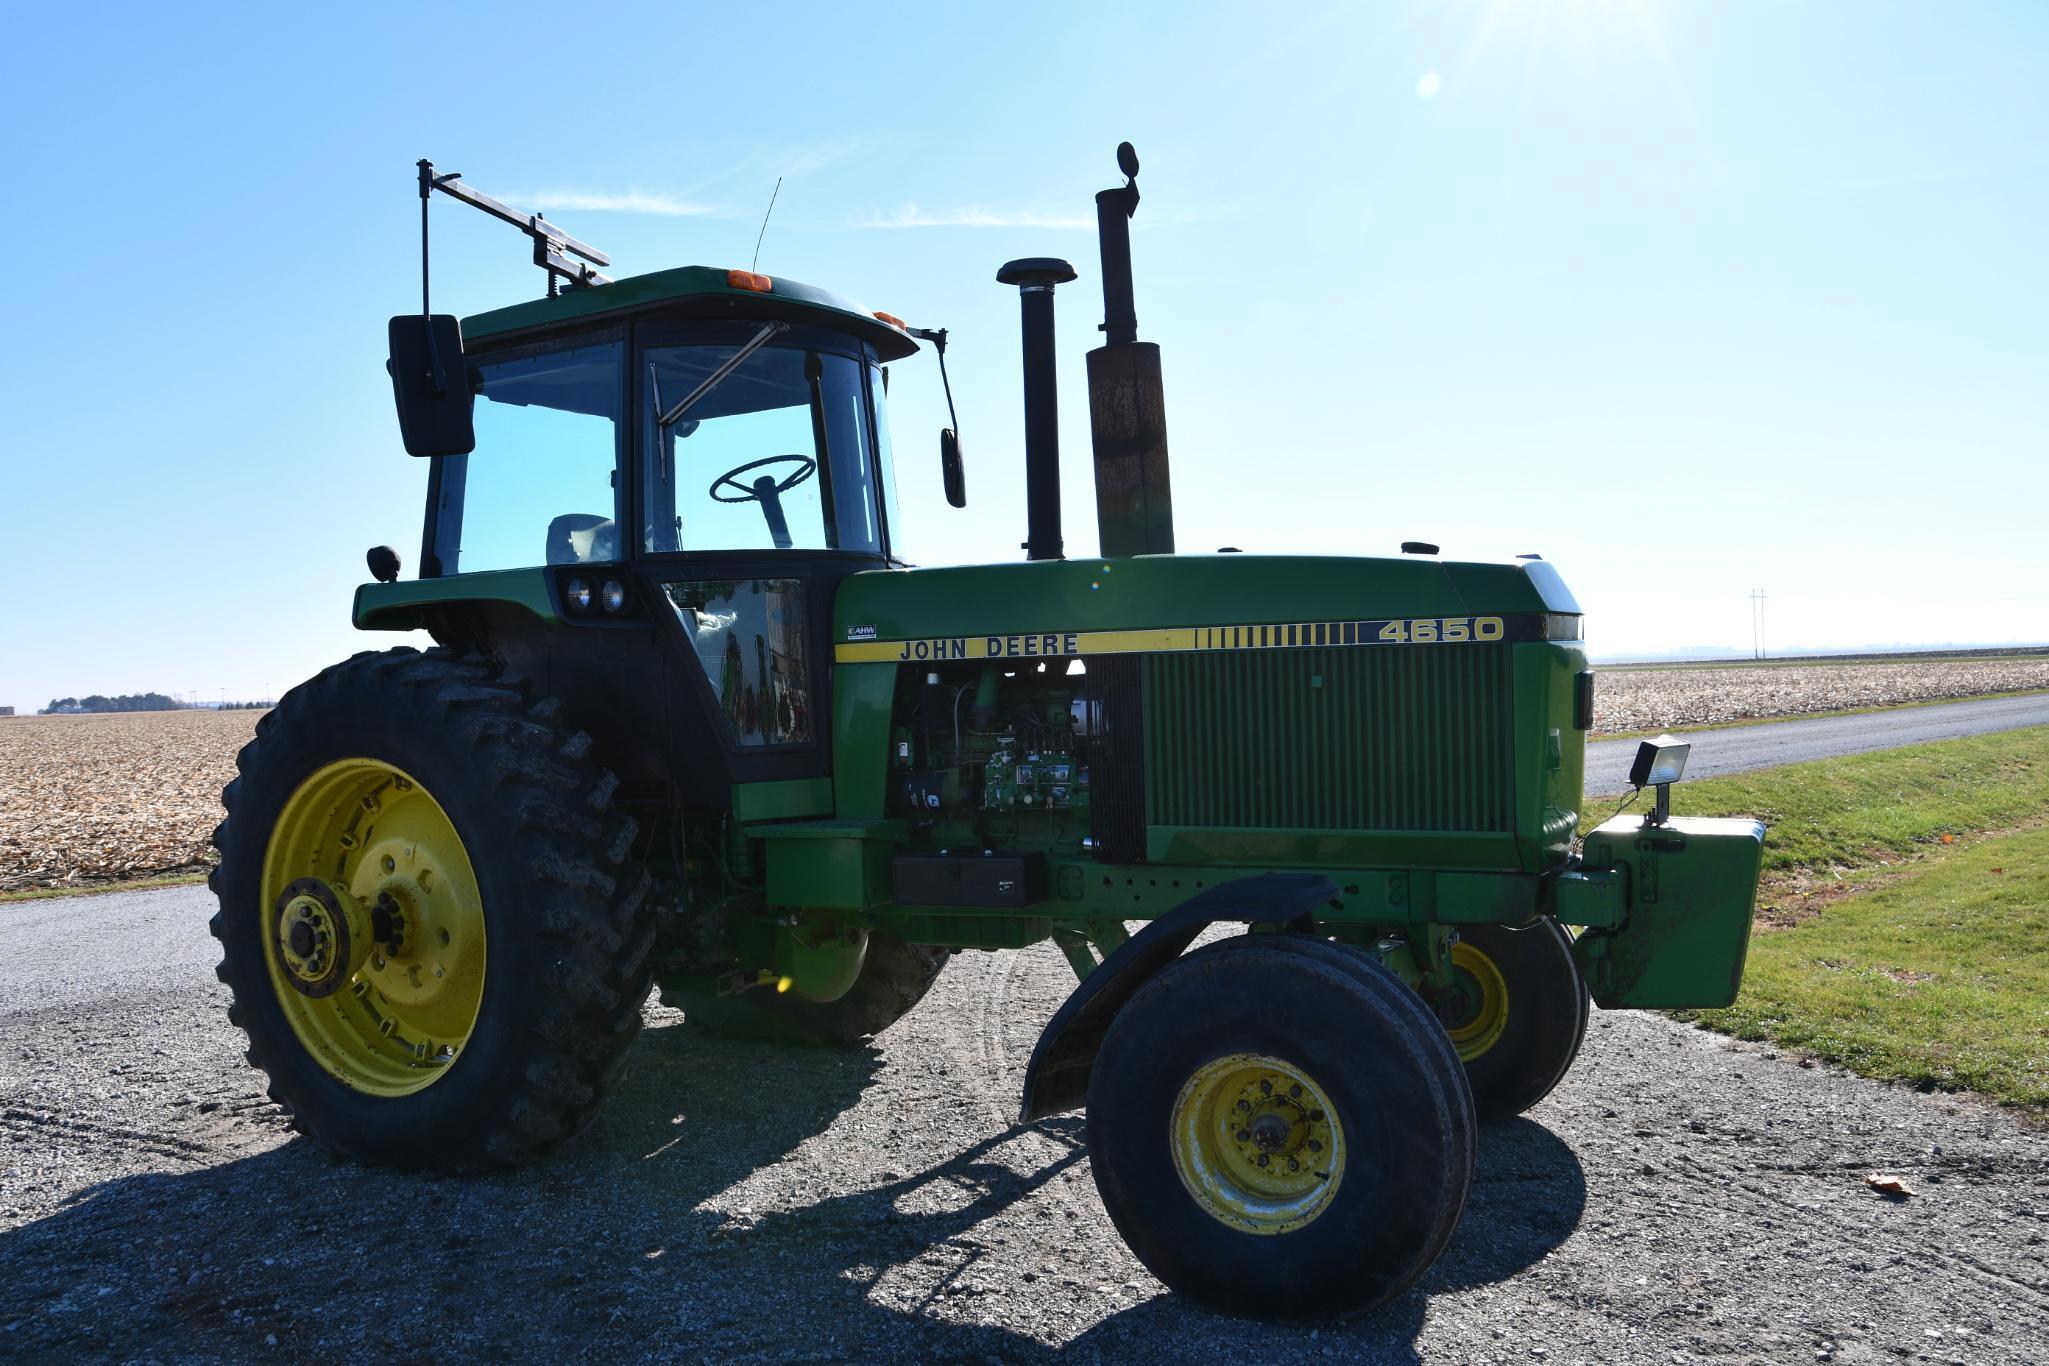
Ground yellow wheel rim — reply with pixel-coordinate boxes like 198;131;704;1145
1442;941;1510;1063
1168;1053;1345;1236
259;759;485;1096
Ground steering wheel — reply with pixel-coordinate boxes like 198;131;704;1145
709;454;816;504
708;454;817;550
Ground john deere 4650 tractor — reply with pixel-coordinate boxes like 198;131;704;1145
211;146;1766;1320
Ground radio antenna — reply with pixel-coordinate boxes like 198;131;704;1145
751;177;783;274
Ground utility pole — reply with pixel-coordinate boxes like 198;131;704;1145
1750;589;1768;660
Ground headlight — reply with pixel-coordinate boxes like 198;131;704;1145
564;577;594;613
1629;734;1691;789
601;579;628;614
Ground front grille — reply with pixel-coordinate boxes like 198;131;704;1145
1141;644;1516;832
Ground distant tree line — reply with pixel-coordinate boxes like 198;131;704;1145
39;693;274;713
42;693;186;714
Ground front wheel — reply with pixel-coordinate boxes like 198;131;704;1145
1432;918;1590;1123
209;649;655;1170
1085;933;1476;1321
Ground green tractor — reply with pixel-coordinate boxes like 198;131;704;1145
211;145;1765;1320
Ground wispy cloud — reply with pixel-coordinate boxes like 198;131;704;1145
518;190;719;218
855;202;1096;230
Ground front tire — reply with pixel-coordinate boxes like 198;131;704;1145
1086;933;1476;1321
1434;918;1590;1123
209;648;655;1170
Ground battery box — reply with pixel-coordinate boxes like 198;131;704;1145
893;851;1047;908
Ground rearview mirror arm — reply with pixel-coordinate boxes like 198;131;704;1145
907;325;960;438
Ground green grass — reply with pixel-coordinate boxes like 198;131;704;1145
1589;725;2049;873
0;871;209;904
1591;726;2049;1109
1688;828;2049;1108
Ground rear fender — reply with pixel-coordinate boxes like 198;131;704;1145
1017;872;1339;1121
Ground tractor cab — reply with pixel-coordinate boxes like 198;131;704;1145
423;271;921;578
369;167;925;806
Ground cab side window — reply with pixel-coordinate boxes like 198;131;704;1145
441;339;623;574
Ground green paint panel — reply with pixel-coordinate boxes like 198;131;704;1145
1549;867;1628;930
1571;814;1766;1008
1511;641;1589;871
353;568;558;631
755;819;905;910
833;554;1580;642
732;778;834;824
831;663;898;821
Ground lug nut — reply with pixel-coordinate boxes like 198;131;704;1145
1259;1080;1272;1095
1290;1083;1302;1098
1236;1129;1251;1143
1256;1154;1269;1168
1308;1139;1323;1153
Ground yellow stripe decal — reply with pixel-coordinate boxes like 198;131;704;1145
834;613;1565;664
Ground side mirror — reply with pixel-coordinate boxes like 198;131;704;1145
940;428;966;508
387;315;476;456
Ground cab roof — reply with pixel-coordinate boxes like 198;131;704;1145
460;265;922;361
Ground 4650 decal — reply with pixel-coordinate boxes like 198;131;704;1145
1374;616;1505;644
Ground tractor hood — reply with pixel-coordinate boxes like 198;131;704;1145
832;555;1580;664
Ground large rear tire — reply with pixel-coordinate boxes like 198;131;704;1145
209;648;655;1170
1085;933;1476;1321
659;934;949;1045
1434;918;1590;1123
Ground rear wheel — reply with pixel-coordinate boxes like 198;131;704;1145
659;934;949;1045
209;648;655;1169
1432;918;1589;1123
1086;933;1475;1321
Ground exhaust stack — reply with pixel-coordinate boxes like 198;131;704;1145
1086;142;1175;559
997;256;1077;561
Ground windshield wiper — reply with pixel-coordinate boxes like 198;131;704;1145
656;321;787;432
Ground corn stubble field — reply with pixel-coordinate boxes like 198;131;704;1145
3;655;2047;892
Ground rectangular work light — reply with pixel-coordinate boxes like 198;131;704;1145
1629;735;1691;789
1629;734;1691;827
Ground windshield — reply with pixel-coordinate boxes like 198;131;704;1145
642;343;884;555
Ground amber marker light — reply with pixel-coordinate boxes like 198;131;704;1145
726;269;774;292
873;311;908;330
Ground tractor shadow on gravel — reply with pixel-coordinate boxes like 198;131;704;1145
0;1021;1584;1362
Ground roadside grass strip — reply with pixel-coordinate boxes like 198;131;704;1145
1685;828;2049;1109
1616;725;2049;874
1620;726;2049;1108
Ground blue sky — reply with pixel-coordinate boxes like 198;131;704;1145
2;1;2045;710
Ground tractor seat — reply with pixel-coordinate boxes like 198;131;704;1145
545;514;618;566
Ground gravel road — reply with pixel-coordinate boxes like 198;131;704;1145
4;887;2046;1362
1584;694;2049;795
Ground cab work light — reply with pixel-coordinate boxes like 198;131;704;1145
726;269;773;293
564;577;595;614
